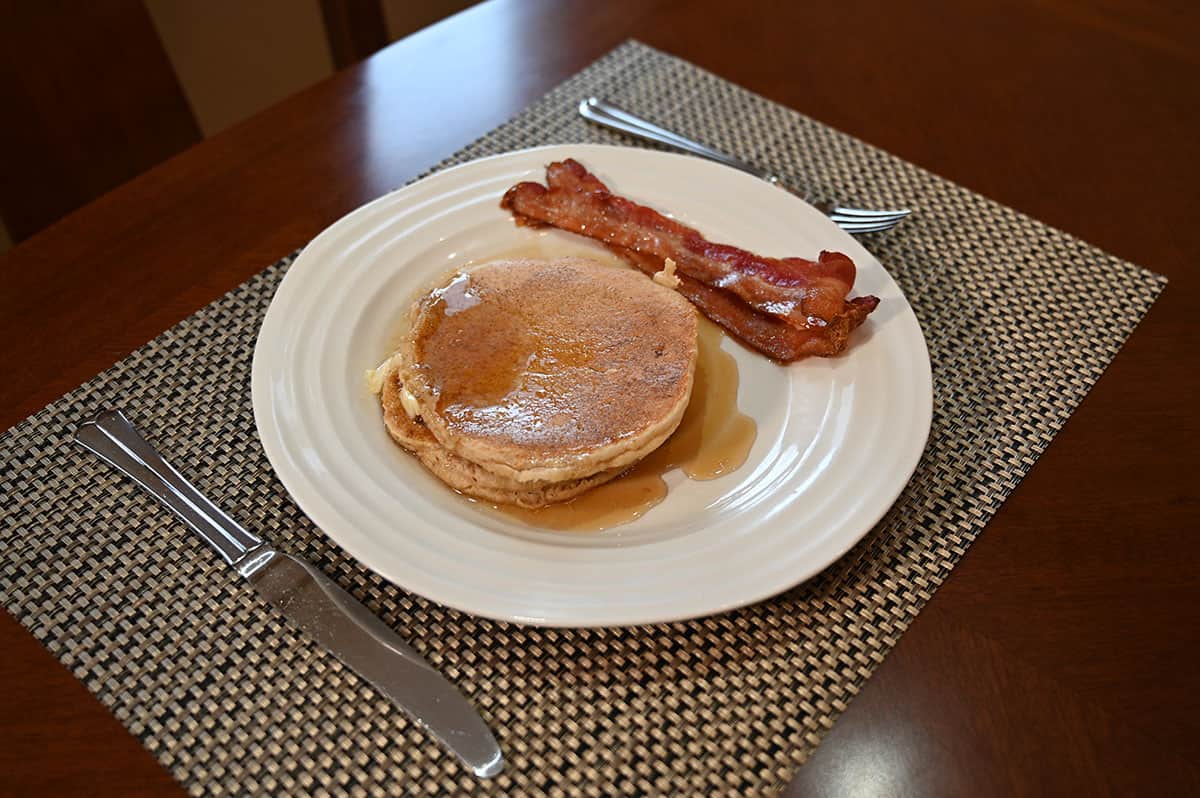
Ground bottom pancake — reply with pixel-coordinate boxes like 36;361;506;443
380;367;624;508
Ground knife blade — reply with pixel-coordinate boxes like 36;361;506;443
74;409;503;778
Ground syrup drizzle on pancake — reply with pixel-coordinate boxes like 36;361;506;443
404;258;696;476
494;317;756;531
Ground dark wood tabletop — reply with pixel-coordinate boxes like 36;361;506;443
2;0;1197;795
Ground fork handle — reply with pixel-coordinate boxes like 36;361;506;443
74;409;265;567
579;97;767;179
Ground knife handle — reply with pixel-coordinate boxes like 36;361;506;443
74;409;265;566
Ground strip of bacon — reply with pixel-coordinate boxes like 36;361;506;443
606;245;878;361
501;159;876;330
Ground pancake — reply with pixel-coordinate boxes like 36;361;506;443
397;257;698;485
379;364;625;508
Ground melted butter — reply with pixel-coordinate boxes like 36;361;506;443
495;317;757;531
398;385;422;419
364;353;403;395
430;272;480;316
652;257;681;289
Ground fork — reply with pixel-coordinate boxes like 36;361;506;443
579;97;910;234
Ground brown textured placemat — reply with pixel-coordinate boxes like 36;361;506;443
0;41;1166;796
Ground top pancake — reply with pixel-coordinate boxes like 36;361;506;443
398;257;698;484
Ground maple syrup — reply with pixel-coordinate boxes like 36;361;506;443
495;317;757;531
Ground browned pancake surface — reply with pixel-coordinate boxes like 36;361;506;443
380;367;623;507
401;257;697;479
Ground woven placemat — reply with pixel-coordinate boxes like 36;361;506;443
1;41;1165;796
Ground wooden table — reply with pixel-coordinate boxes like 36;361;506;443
2;1;1197;794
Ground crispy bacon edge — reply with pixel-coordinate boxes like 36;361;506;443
500;158;876;331
499;158;879;361
607;245;877;361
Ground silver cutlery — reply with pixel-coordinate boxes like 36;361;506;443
74;409;503;778
579;97;911;233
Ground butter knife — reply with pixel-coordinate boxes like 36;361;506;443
74;409;503;778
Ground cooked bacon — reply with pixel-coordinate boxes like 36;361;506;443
501;158;875;329
607;245;878;361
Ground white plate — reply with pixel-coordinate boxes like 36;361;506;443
252;144;932;627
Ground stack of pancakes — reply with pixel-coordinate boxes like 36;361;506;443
373;257;698;508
